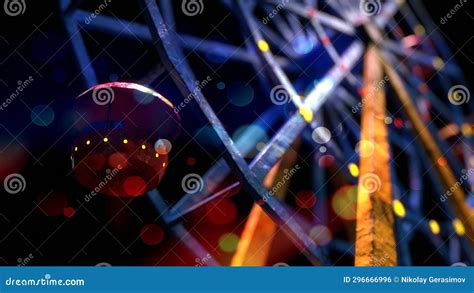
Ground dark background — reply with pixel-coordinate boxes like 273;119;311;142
0;0;472;266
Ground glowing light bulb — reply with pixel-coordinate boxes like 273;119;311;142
348;163;359;177
257;40;270;52
453;218;465;236
393;199;406;218
429;219;440;235
103;137;109;142
299;106;313;122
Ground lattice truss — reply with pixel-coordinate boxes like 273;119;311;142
61;0;474;265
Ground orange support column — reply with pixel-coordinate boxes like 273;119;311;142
231;142;300;266
355;46;397;266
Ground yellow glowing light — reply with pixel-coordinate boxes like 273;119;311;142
332;185;358;220
432;57;444;70
453;218;465;236
414;25;425;36
393;199;406;218
86;140;91;145
257;40;270;52
74;146;78;152
123;139;128;144
103;137;109;142
155;153;159;158
348;163;359;177
141;144;146;150
162;162;166;167
461;123;472;137
299;106;313;123
428;219;440;235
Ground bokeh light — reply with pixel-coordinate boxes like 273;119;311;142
295;190;317;209
331;185;358;220
227;82;254;107
218;233;239;253
393;200;406;218
31;104;55;127
140;224;164;246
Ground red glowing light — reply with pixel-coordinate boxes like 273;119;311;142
206;198;238;225
394;118;404;129
63;207;75;218
123;176;147;197
140;224;164;246
37;192;68;217
295;190;317;209
187;157;196;166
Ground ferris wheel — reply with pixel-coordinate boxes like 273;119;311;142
61;0;474;266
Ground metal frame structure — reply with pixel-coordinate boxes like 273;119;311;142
60;0;474;266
